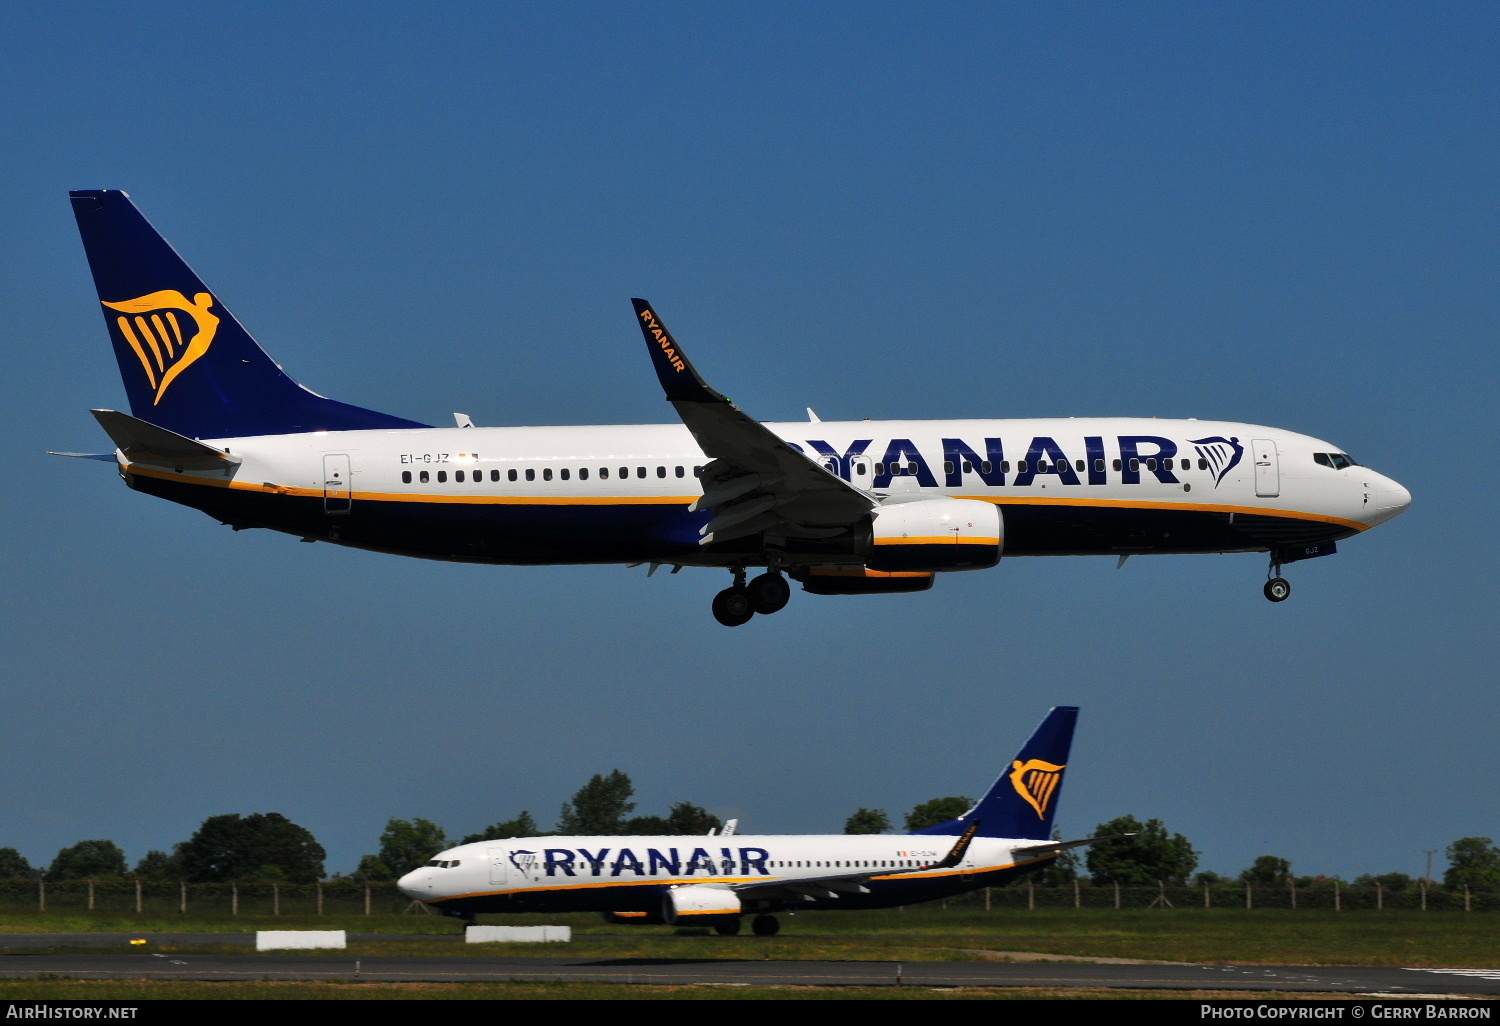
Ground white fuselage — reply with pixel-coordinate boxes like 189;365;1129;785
121;416;1409;570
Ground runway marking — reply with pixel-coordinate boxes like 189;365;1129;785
1405;968;1500;981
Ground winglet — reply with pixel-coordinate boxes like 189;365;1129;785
630;299;730;405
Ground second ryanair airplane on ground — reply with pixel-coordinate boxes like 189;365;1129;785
62;191;1411;624
397;707;1090;935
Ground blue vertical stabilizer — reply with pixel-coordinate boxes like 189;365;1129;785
69;190;428;439
916;706;1079;840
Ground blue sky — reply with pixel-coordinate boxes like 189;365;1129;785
1;2;1495;880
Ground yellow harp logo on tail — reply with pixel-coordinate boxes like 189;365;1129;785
1010;758;1066;818
102;291;220;404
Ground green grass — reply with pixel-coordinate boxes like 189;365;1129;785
0;980;1363;1000
2;908;1496;967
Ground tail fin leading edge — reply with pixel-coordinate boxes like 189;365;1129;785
916;706;1079;841
70;190;428;439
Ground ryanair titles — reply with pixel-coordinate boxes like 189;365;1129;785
799;434;1244;490
517;846;772;878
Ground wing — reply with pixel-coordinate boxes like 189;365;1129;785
731;822;983;903
631;299;873;546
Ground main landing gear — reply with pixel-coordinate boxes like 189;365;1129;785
751;914;780;937
712;568;791;626
1264;560;1291;603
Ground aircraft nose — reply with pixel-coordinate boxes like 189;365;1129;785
396;868;426;899
1363;472;1412;526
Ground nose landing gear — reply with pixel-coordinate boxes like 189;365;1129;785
712;567;791;625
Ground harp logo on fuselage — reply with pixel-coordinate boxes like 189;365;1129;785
102;290;221;404
1010;758;1066;818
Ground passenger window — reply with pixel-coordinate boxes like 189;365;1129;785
637;467;646;479
907;462;917;474
1113;459;1122;471
1018;460;1028;474
675;466;685;478
656;466;666;478
508;469;518;482
620;467;629;479
943;461;954;475
437;470;447;483
402;471;412;484
543;468;553;481
455;470;465;482
580;468;589;481
962;460;972;473
565;468;574;481
693;466;703;477
1094;459;1105;473
1198;458;1208;470
1146;458;1157;471
1129;458;1139;472
981;460;992;474
855;463;866;476
525;469;535;482
419;470;429;483
874;462;884;474
1075;459;1085;472
600;468;609;479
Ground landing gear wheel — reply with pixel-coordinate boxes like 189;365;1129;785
751;915;780;937
747;572;791;615
712;587;755;626
713;919;742;936
1264;578;1291;602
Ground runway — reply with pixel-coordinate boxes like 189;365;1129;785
0;947;1496;994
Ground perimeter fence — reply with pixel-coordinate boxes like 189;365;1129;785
0;878;1495;915
0;878;409;917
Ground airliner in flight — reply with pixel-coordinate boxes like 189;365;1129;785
397;707;1095;936
61;191;1411;624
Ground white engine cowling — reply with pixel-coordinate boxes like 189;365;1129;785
661;884;742;925
867;498;1002;573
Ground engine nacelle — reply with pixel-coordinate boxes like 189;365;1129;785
661;884;742;925
866;498;1002;573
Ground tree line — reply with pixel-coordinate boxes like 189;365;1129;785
2;772;1497;897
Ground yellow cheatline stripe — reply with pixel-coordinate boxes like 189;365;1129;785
807;569;932;579
955;494;1369;532
872;536;1001;546
116;316;157;388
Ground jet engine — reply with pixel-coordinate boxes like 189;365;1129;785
661;884;742;925
866;498;1002;573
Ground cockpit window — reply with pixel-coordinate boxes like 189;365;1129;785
1315;452;1359;470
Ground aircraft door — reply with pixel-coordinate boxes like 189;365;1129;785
323;454;352;514
487;847;508;886
1252;439;1280;498
849;455;874;489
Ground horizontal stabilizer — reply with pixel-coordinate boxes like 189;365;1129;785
1012;833;1133;859
47;451;116;461
91;409;241;471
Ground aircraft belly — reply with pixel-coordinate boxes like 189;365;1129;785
132;475;707;565
999;502;1350;556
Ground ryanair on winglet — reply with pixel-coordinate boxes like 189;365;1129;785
59;192;1411;624
397;708;1094;935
